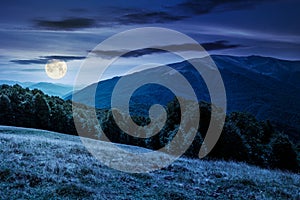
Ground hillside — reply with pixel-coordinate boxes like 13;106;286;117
0;84;299;172
0;126;299;199
67;55;300;141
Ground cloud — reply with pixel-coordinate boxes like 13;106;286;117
36;0;275;29
173;0;275;15
87;48;168;59
201;40;243;50
34;18;96;30
10;59;45;65
87;50;124;59
110;1;278;26
88;40;243;58
118;11;187;25
32;8;186;31
21;68;45;72
43;55;86;60
31;0;270;30
10;55;85;65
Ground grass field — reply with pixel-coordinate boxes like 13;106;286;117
0;126;299;199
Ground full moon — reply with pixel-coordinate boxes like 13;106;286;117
45;59;67;79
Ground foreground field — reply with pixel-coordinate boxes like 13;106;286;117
0;126;299;199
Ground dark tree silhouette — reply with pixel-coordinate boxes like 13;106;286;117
33;93;50;129
270;134;299;172
0;94;13;125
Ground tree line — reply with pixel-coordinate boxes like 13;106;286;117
0;84;299;172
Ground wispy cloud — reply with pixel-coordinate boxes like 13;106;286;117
172;0;276;15
44;55;86;60
202;40;243;50
88;40;243;58
32;10;186;31
10;59;45;65
10;55;85;65
34;18;96;30
118;11;187;25
28;0;280;31
21;68;44;72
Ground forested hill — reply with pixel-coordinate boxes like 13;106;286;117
0;84;76;135
0;84;299;172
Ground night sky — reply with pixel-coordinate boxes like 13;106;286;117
0;0;299;85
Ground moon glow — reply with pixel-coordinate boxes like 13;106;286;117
45;59;67;79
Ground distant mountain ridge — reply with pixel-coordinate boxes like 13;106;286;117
0;80;33;88
213;55;300;88
67;55;300;140
0;80;72;97
29;82;73;97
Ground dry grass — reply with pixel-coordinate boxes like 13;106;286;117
0;126;299;199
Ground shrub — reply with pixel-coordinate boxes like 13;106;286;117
270;134;299;172
226;112;272;167
209;122;249;162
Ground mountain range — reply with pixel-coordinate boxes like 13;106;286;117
67;55;300;141
0;80;72;97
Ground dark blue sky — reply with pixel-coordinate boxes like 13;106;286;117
0;0;299;84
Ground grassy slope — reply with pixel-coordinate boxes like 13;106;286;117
0;126;299;200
